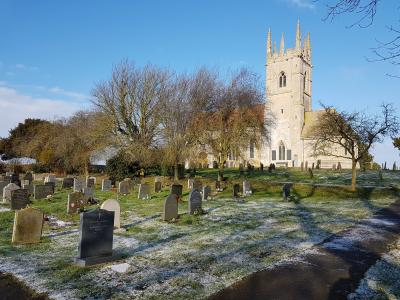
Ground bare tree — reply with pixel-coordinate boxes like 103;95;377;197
160;69;216;181
311;103;398;190
194;68;270;181
322;0;400;72
91;60;170;166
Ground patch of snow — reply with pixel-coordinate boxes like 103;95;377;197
110;263;130;273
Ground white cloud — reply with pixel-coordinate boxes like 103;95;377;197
15;63;26;69
0;86;85;137
48;86;89;101
284;0;315;9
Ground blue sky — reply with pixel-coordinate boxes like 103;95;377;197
0;0;399;165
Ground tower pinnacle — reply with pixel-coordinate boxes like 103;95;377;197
267;28;272;57
295;19;301;50
280;33;285;55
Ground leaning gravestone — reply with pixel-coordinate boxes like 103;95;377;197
11;189;30;210
138;184;151;199
100;199;120;229
170;184;183;200
163;194;178;221
118;181;130;195
12;207;44;244
75;208;114;266
202;186;211;201
233;184;240;199
154;181;162;193
102;179;112;192
67;192;85;214
3;183;20;203
62;177;74;189
34;184;54;200
188;189;202;215
74;178;85;192
243;180;252;196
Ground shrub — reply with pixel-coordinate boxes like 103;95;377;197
105;151;140;182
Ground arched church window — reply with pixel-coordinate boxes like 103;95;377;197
279;72;286;88
249;140;255;159
279;142;286;160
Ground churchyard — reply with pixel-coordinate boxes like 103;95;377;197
0;168;400;299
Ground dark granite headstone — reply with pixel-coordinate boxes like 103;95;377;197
10;189;30;210
233;184;240;198
45;181;55;193
75;209;114;266
62;177;74;189
171;184;183;200
86;177;95;188
188;189;202;215
282;183;292;201
163;194;178;221
34;184;54;200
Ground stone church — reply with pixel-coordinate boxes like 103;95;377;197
208;21;352;169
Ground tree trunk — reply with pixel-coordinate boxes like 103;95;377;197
351;159;357;191
218;157;224;182
174;162;179;182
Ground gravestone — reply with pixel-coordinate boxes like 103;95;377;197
62;177;74;189
4;175;12;184
102;179;112;192
11;173;20;186
83;187;94;201
34;184;54;200
86;177;95;188
12;207;44;244
337;162;342;171
305;161;308;170
67;192;85;214
202;186;211;201
138;184;151;200
308;168;314;179
215;181;223;192
188;179;194;189
74;178;85;192
163;194;178;221
3;183;20;203
332;164;336;170
154;181;162;193
11;189;30;210
243;180;252;196
233;184;240;198
188;189;202;215
45;181;55;193
282;183;292;201
118;181;130;195
123;178;134;190
44;175;57;184
100;199;120;229
22;182;34;196
300;162;304;171
23;172;33;184
155;176;162;183
75;208;114;266
312;163;315;170
170;184;183;200
260;163;264;172
193;179;202;191
0;181;8;198
22;179;30;187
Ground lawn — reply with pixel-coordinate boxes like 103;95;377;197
0;168;399;299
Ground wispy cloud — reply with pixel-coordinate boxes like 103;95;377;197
282;0;315;9
48;86;89;101
14;63;39;71
0;86;85;137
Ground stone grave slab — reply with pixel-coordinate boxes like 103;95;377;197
74;178;85;192
171;184;183;200
12;207;43;244
138;184;150;199
202;186;212;201
243;180;252;196
0;181;8;198
67;192;85;214
118;181;130;195
75;208;114;266
86;177;95;188
62;177;74;189
188;189;202;215
154;181;162;193
233;184;240;198
10;189;30;210
163;194;178;221
102;179;112;192
100;199;120;228
44;175;57;183
45;181;55;193
34;184;54;200
3;183;20;203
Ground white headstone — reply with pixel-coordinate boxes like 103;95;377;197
100;199;121;229
3;183;20;203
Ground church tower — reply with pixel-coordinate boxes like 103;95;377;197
265;21;312;167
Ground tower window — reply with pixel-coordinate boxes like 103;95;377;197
279;142;286;160
249;140;255;159
272;150;276;161
279;72;286;88
287;149;292;160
